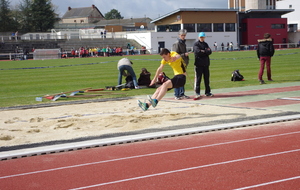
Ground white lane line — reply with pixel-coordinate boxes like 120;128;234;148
1;131;299;180
279;98;300;101
234;176;300;190
69;149;300;190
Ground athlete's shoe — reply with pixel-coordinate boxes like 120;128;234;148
175;96;182;100
181;95;190;99
137;100;148;111
205;93;214;97
259;80;266;84
147;95;158;108
193;94;201;100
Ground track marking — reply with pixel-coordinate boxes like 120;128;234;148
279;98;300;101
234;176;300;190
70;149;300;189
1;131;299;180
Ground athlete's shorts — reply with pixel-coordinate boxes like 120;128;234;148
170;74;186;89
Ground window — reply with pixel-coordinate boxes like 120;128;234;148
213;23;224;32
157;24;180;32
168;24;180;32
197;23;212;32
157;25;167;32
225;23;235;32
183;24;195;32
271;24;285;29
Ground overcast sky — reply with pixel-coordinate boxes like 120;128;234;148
9;0;228;19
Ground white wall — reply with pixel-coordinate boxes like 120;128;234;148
146;31;237;53
277;0;300;30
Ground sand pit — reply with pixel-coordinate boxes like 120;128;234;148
0;97;283;147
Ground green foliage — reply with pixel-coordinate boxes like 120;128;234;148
0;49;300;108
104;9;123;20
0;0;18;32
30;0;55;32
17;0;34;32
0;0;57;32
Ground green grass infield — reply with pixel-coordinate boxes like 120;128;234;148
1;48;299;108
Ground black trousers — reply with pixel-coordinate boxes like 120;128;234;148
194;66;211;95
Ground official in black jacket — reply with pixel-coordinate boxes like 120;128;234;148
257;33;275;84
193;32;213;98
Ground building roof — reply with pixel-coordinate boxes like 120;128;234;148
62;5;104;19
96;17;152;27
244;9;294;15
151;8;238;23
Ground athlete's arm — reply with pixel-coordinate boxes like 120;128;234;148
150;64;165;86
171;54;181;62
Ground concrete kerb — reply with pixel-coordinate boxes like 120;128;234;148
1;114;300;161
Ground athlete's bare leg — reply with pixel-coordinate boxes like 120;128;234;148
151;80;173;102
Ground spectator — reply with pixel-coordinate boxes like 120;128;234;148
130;45;135;55
104;30;106;38
193;32;213;99
221;42;224;51
230;42;234;51
213;42;217;51
117;58;140;89
172;29;190;100
138;68;151;86
102;47;106;56
257;33;275;84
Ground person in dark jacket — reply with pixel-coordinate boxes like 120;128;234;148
172;29;190;100
193;32;213;99
257;33;275;84
138;68;151;86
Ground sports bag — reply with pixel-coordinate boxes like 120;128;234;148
231;69;244;81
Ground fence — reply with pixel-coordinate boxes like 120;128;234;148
1;30;151;41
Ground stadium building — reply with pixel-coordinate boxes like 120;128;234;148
1;0;298;60
149;0;294;52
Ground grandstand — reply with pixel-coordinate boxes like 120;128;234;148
0;38;143;60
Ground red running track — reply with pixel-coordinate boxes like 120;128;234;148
0;120;300;189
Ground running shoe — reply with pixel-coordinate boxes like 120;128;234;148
147;95;158;108
175;96;182;100
137;100;148;111
205;93;214;97
193;94;201;100
259;80;266;84
181;95;190;99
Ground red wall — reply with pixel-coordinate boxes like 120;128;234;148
242;18;288;45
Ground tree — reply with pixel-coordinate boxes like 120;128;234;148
104;9;123;20
17;0;34;33
30;0;56;32
0;0;18;32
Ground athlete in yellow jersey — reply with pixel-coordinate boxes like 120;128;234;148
138;48;187;111
161;51;186;75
